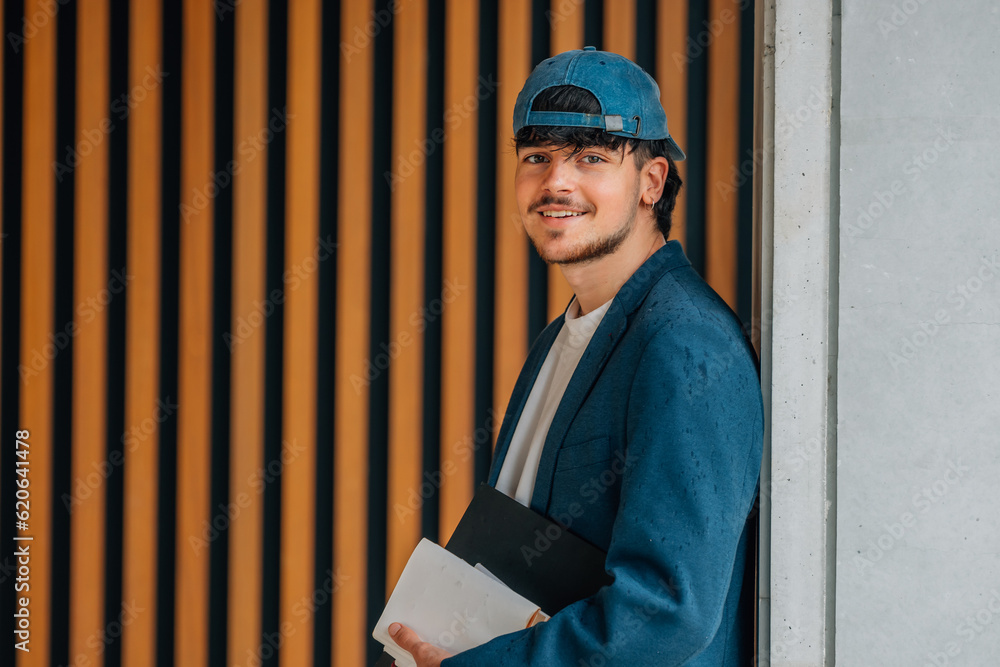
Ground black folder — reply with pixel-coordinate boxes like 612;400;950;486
373;484;613;666
445;484;613;613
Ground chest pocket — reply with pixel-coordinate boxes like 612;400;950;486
549;435;618;548
555;436;611;472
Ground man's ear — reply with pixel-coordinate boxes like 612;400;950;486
642;156;669;204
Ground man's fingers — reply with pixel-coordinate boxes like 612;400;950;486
388;622;420;652
389;622;452;666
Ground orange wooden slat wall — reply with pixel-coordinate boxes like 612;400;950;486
546;0;582;321
121;0;163;662
439;0;480;542
386;0;427;589
494;0;532;446
3;2;756;662
657;0;689;249
705;0;741;307
604;0;636;59
334;0;374;663
549;0;584;70
280;0;321;662
69;1;109;665
19;3;56;665
174;0;216;663
229;0;268;662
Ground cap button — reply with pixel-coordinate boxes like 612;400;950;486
583;46;596;51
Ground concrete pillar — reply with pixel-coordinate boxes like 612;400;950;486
760;1;838;665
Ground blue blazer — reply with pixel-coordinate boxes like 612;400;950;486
443;241;763;666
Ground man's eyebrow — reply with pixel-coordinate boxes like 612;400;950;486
514;143;625;161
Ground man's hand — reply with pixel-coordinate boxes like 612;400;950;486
388;622;454;667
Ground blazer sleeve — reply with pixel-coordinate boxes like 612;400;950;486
440;316;764;666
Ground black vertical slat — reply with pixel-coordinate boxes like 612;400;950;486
261;0;288;664
684;0;708;274
475;0;499;485
51;3;78;664
104;1;129;665
209;3;235;666
736;0;755;328
584;0;603;49
526;0;550;345
421;0;445;542
634;0;656;77
313;0;341;664
366;0;394;662
0;3;25;666
157;0;183;663
313;1;342;665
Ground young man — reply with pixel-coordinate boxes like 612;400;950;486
390;47;763;666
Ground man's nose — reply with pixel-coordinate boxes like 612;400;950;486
542;159;575;193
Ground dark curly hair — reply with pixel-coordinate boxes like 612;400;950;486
514;85;684;240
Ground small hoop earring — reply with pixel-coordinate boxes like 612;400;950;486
647;199;655;213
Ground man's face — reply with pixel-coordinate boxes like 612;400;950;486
515;142;643;265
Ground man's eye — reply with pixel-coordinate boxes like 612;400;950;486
525;154;547;164
583;155;604;164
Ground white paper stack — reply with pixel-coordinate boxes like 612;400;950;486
373;538;546;667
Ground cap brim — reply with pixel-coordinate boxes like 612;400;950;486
666;136;686;161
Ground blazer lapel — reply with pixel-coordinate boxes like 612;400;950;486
487;316;565;486
527;304;627;512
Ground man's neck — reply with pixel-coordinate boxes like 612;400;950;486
560;232;666;316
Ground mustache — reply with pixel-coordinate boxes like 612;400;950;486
530;195;593;213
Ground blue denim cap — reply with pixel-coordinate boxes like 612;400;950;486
513;46;685;161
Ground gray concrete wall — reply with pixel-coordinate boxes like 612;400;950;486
835;1;1000;665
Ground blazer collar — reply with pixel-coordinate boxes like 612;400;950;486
489;241;691;512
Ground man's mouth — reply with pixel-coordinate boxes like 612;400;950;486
539;210;586;218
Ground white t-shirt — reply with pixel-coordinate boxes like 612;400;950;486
495;295;614;506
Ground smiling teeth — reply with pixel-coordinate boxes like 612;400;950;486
541;210;584;218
